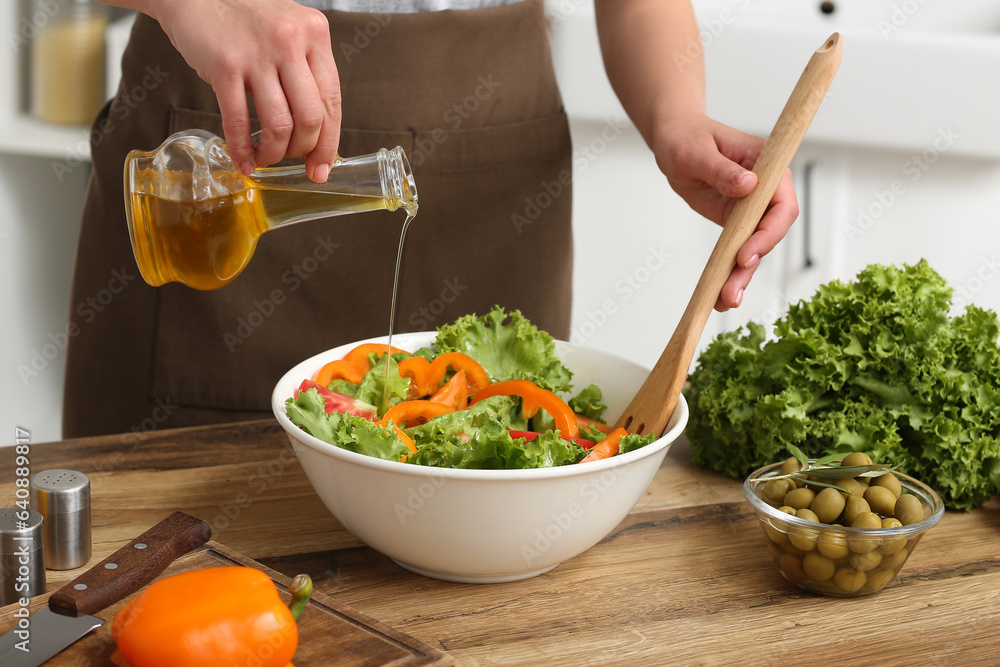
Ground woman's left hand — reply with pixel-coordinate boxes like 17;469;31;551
652;111;799;312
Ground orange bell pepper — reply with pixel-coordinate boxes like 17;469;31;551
429;370;469;410
314;343;410;387
432;353;490;395
314;358;367;386
398;352;490;399
343;343;409;367
579;427;628;463
397;356;436;397
110;567;312;667
379;400;455;429
575;413;613;435
470;379;580;439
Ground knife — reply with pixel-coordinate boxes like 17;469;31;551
0;511;211;667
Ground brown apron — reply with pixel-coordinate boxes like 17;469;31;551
62;0;573;438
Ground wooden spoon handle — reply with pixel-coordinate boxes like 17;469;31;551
615;33;843;436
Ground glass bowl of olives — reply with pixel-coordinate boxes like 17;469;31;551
743;452;944;597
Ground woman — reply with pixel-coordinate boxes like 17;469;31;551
63;0;796;438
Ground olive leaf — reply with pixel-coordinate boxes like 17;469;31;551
796;464;894;480
813;450;852;467
787;444;810;471
751;463;897;488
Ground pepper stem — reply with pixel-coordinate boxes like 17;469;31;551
287;574;313;621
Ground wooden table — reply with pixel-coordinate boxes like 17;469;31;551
2;420;998;665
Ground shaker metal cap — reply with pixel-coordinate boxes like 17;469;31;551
29;469;91;515
0;507;44;555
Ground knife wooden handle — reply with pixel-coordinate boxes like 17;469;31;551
48;512;211;617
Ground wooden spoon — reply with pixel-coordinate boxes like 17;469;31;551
614;33;843;437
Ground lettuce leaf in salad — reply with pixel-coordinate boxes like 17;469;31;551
354;353;410;415
285;388;411;462
403;395;526;441
435;305;573;393
568;384;608;421
619;433;656;455
408;420;587;469
327;379;359;397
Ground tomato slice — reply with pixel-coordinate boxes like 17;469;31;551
296;380;378;420
508;429;595;449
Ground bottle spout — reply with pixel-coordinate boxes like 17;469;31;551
380;146;418;216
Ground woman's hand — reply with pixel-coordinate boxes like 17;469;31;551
594;0;800;311
152;0;342;182
653;111;799;311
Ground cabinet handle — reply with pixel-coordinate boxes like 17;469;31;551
802;160;815;269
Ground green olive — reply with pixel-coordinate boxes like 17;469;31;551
850;511;883;530
880;547;911;570
842;495;871;525
802;551;836;581
849;549;883;572
784;487;816;510
779;553;807;583
894;494;925;526
833;567;866;594
870;472;902;498
763;478;794;506
841;452;874;467
864;485;898;516
777;506;797;515
848;512;883;554
779;456;803;476
763;521;788;546
836;477;866;498
865;567;896;592
810;487;847;523
817;530;849;560
782;542;807;558
789;509;820;551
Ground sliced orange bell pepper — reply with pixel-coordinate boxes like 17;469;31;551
579;427;628;463
398;352;490;399
470;379;579;439
379;400;455;429
398;356;436;398
110;567;312;667
429;369;469;411
314;343;410;387
343;343;409;367
432;353;490;395
575;413;613;435
314;358;367;386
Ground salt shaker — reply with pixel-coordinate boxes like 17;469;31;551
29;469;92;570
0;507;46;605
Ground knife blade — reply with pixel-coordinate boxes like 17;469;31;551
0;511;211;666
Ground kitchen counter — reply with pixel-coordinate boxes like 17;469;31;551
2;420;998;665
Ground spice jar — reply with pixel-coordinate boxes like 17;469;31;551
31;0;108;125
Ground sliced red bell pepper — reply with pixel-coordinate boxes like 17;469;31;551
470;379;580;439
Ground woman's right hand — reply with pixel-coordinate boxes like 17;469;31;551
149;0;342;182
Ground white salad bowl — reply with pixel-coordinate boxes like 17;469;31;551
271;331;688;583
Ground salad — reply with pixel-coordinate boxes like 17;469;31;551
284;306;656;468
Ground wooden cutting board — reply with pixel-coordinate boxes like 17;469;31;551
0;541;452;666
